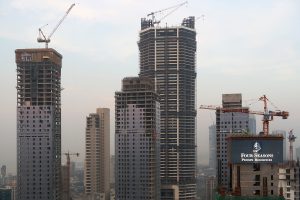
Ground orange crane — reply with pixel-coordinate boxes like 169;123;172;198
37;3;75;48
63;152;79;200
199;95;289;135
147;1;187;26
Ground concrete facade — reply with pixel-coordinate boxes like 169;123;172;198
278;166;296;200
231;164;280;196
209;125;216;175
216;94;251;190
15;48;62;200
84;108;110;200
61;165;69;200
115;77;160;200
139;16;197;199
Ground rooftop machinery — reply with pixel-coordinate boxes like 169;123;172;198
146;1;188;26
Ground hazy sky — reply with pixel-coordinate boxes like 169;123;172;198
0;0;299;174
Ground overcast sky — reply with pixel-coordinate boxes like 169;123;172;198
0;0;299;174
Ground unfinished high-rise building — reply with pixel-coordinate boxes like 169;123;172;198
209;125;216;175
15;48;62;200
216;94;254;190
139;17;197;199
115;77;161;200
84;108;110;200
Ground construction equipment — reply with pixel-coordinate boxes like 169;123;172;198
288;130;296;166
63;152;79;200
147;1;188;26
37;3;75;48
199;95;289;135
64;152;79;170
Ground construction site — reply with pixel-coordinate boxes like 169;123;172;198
200;94;297;200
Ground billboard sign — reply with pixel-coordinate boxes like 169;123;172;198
230;138;283;164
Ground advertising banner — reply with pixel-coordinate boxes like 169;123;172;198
230;139;283;164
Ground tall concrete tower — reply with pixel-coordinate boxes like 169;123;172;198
139;17;197;199
84;108;110;200
15;48;62;200
209;125;216;175
115;77;161;200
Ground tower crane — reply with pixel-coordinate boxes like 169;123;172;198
37;3;75;48
199;95;289;136
63;152;79;200
147;1;188;26
288;130;296;166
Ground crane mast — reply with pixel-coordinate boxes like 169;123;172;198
63;152;79;200
288;130;296;166
37;3;75;48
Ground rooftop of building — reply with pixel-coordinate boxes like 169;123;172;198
120;76;155;92
15;48;62;57
15;48;62;66
140;16;195;31
215;193;285;200
227;133;284;140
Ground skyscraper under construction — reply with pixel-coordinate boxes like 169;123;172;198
139;17;197;199
115;77;161;200
15;48;62;200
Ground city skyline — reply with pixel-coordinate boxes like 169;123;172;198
1;0;300;174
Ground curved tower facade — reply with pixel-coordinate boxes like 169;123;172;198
139;17;197;199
